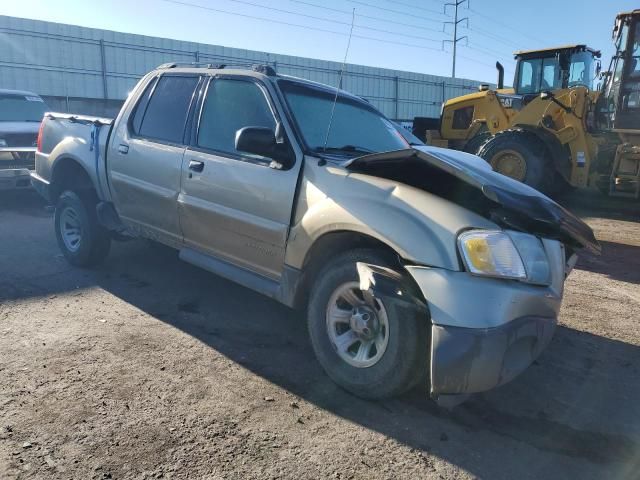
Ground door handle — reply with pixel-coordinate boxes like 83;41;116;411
188;160;205;173
118;144;129;154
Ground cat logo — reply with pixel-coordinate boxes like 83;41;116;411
500;97;514;108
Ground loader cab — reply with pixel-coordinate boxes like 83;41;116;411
599;10;640;130
513;45;601;98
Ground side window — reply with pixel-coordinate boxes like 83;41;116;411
518;62;534;92
517;60;540;94
131;77;157;134
197;78;276;155
541;58;559;90
136;75;199;144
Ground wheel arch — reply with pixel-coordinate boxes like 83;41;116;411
290;230;424;311
513;125;572;181
50;157;95;203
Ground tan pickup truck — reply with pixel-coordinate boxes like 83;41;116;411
32;63;599;406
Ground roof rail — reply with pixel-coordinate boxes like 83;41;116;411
155;62;277;75
156;62;226;69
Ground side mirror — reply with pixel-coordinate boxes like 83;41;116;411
540;91;554;100
235;126;295;169
235;126;277;157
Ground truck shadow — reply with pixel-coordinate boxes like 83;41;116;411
576;239;640;285
559;190;640;224
87;241;640;479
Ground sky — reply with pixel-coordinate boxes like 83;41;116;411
0;0;637;83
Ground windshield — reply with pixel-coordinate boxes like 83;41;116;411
278;80;408;156
515;51;596;94
0;94;47;122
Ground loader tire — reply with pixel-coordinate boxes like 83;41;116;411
478;130;552;193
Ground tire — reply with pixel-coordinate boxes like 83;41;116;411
54;190;111;267
477;130;551;192
307;249;428;399
463;132;491;155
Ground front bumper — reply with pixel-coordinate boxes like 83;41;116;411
404;238;566;397
429;315;556;395
0;168;32;190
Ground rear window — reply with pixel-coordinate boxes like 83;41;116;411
0;94;47;122
134;75;199;144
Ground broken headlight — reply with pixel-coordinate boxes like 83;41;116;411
458;230;551;285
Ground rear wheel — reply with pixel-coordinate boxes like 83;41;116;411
307;249;428;399
55;190;111;267
478;130;551;192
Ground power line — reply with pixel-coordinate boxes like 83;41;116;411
464;25;522;51
345;0;447;25
158;0;446;52
216;0;443;43
468;7;546;45
380;0;449;17
289;0;446;34
465;44;513;63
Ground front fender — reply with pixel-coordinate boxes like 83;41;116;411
285;159;498;270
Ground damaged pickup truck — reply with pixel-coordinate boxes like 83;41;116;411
32;64;599;405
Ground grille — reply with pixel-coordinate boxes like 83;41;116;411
0;152;36;169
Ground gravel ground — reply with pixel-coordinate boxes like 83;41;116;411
0;189;639;480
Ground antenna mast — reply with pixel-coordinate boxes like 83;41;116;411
323;8;356;152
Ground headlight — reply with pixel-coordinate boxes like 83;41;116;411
458;230;551;285
507;231;551;285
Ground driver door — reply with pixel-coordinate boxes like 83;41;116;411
178;76;301;280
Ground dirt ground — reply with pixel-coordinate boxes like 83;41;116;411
0;189;639;480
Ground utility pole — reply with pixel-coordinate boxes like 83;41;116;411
443;0;468;78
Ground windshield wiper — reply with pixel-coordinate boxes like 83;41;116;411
313;145;376;156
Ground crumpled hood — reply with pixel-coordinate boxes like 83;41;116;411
345;145;600;254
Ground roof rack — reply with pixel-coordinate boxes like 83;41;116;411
156;62;277;76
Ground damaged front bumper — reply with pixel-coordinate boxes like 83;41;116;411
358;238;566;403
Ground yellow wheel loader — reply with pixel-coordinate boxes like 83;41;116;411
426;9;640;198
595;9;640;198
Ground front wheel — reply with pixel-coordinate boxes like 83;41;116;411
478;130;551;192
55;190;111;267
307;249;428;399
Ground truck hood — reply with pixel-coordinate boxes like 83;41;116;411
0;122;41;135
345;146;600;254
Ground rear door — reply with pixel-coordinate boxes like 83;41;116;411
108;74;201;246
178;76;301;280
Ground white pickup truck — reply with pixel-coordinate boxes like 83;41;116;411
32;63;599;405
0;89;48;190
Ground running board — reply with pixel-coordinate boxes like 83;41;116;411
179;247;281;300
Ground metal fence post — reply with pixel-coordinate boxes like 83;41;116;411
394;76;399;120
195;51;200;62
99;39;108;100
